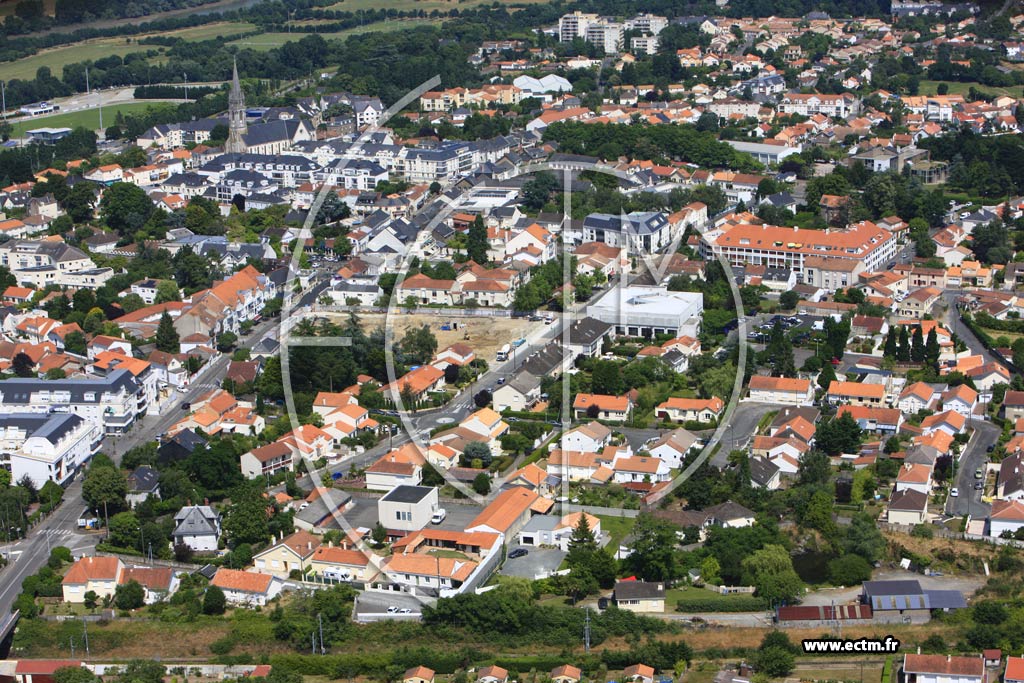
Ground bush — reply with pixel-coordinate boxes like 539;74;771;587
828;554;873;585
911;524;934;539
675;596;767;612
203;585;227;615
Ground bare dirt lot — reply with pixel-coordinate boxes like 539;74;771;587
339;312;539;363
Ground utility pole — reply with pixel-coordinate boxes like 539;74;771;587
318;613;324;654
183;73;189;102
1;81;6;120
83;618;90;656
311;632;316;655
583;607;590;653
85;67;90;95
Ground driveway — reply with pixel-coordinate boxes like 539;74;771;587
711;401;786;465
500;546;566;579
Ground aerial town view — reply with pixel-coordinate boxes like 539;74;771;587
4;0;1024;682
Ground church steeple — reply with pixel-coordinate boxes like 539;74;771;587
225;57;248;154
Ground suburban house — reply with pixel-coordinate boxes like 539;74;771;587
210;568;283;606
171;505;222;552
126;466;160;508
901;655;984;683
378;485;440;533
747;376;814;405
61;556;124;603
309;544;375;584
550;666;582;683
253;530;322;579
365;454;423;491
613;580;665;613
404;667;436;683
895;463;933;495
990;499;1024;538
655;397;724;424
827;380;886;407
887;488;929;526
572;393;632;421
466;485;550;538
119;566;179;604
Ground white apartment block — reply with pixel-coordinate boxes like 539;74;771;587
0;413;102;489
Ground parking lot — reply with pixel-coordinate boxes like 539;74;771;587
353;590;425;622
317;496;482;533
499;546;566;579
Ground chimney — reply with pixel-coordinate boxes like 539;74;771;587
307;541;312;550
917;647;921;655
947;655;951;663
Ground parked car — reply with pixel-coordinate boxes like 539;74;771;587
430;508;447;524
386;606;399;613
950;487;959;497
508;547;528;559
975;468;983;479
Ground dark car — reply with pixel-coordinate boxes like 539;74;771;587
597;597;610;610
508;548;528;559
180;401;191;410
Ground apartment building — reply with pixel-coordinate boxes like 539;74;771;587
0;412;102;488
710;221;897;275
0;370;145;435
777;92;861;118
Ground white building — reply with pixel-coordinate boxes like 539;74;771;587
378;485;439;533
0;370;145;435
171;505;222;552
0;413;101;489
587;286;703;338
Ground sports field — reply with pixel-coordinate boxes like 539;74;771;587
10;102;161;135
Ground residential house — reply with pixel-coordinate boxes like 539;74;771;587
253;530;323;579
990;499;1024;537
747;376;814;405
613;580;665;613
655;397;723;424
887;488;929;525
171;504;221;552
901;655;983;683
572;393;632;421
210;568;283;606
61;556;124;603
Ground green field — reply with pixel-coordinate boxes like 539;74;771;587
11;102;160;136
229;19;441;50
2;21;254;83
595;514;637;550
919;79;1023;98
328;0;548;10
157;20;257;42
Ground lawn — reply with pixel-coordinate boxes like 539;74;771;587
793;664;883;683
427;549;471;559
595;515;636;550
327;0;548;10
12;102;162;135
159;21;258;42
229;19;441;51
3;38;155;82
919;79;1022;99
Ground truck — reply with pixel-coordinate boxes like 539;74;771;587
512;337;526;348
496;344;510;361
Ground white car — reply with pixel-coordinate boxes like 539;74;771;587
399;608;413;614
950;487;959;497
431;509;447;524
386;606;399;614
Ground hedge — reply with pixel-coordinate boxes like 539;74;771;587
674;595;767;612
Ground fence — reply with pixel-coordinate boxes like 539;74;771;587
562;504;641;518
309;304;514;318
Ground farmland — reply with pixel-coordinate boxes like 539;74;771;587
228;19;441;51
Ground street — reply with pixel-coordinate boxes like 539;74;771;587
946;419;1000;518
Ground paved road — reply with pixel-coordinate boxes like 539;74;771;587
0;478;98;619
947;419;1000;518
942;289;998;366
0;271;331;619
711;401;785;466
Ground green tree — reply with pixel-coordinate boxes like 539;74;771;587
741;544;803;604
108;511;141;549
203;585;227;615
53;667;99;683
222;485;270;546
114;579;145;609
779;290;799;310
924;328;940;368
898;325;911;361
467;214;488;264
154;280;181;303
625;513;680;582
216;332;238;352
82;464;127;514
700;556;721;585
884;328;898;358
116;660;167;683
472;472;490;495
911;326;925;362
64;182;97;223
817;359;836;391
828;554;873;585
400;324;438;365
154;311;179;353
99;182;155;235
754;646;796;678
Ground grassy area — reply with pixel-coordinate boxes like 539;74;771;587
793;665;883;683
427;549;471;559
229;19;441;50
12;102;161;135
596;514;636;550
4;38;154;82
919;79;1023;98
159;21;258;41
327;0;548;10
978;327;1024;344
